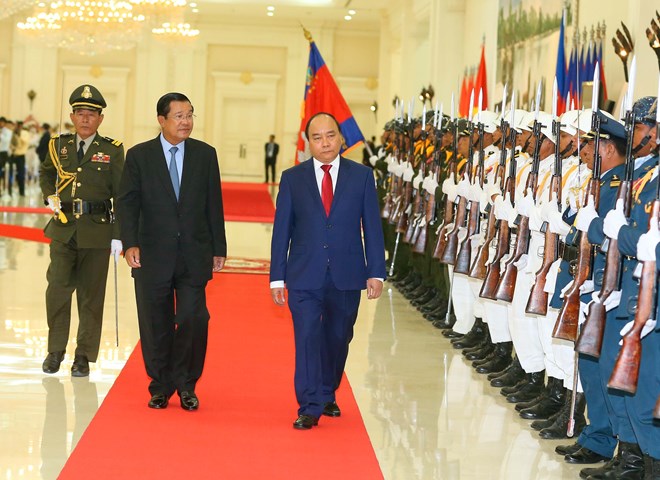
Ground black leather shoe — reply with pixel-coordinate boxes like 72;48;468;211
579;456;619;479
431;313;456;329
293;414;319;430
71;355;90;377
556;442;583;456
179;391;199;411
490;356;524;386
148;393;170;409
475;342;512;374
442;329;463;339
323;402;341;417
506;371;545;404
42;351;65;374
565;447;610;465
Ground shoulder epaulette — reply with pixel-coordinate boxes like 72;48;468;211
103;136;123;147
50;133;74;140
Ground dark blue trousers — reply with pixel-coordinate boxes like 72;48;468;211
288;270;361;418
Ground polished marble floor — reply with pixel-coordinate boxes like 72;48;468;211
0;180;586;479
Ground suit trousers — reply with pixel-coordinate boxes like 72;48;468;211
46;237;109;361
288;270;361;418
134;250;210;396
265;158;276;183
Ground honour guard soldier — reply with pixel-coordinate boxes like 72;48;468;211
39;84;125;377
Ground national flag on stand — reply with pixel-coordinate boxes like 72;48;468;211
295;29;364;164
459;72;469;117
473;44;489;111
555;10;567;115
566;45;579;107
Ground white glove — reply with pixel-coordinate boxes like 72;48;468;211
442;177;456;195
543;259;562;294
378;149;386;159
483;183;501;204
387;158;397;173
468;183;483;203
619;319;657;344
579;280;595;295
412;170;424;188
457;227;468;242
579;301;591;324
403;165;415;182
546;208;571;236
494;192;514;222
603;199;628;240
560;280;574;298
592;290;621;312
528;202;545;232
456;176;471;199
567;190;580;213
540;192;560;222
47;195;61;213
110;239;122;262
513;253;528;270
369;155;378;166
637;220;660;262
470;231;485;247
516;188;535;218
575;195;598;233
424;177;439;195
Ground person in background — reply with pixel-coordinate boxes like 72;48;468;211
264;134;279;183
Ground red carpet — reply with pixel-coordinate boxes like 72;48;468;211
0;223;49;243
222;182;275;223
59;274;383;479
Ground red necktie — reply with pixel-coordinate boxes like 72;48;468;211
321;164;333;216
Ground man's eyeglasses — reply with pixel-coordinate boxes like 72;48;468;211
170;113;196;122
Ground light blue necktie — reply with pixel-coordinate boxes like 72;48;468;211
169;146;179;199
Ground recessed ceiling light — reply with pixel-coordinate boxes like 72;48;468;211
192;8;199;13
267;5;275;11
344;15;352;20
267;11;274;16
189;2;197;7
348;9;356;15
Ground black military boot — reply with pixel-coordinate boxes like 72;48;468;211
464;337;494;361
412;288;436;307
398;273;422;293
601;442;644;479
425;303;449;321
531;405;562;431
475;342;513;374
555;442;583;456
500;375;531;396
471;348;497;367
643;454;660;480
489;355;524;386
432;312;456;330
519;377;566;419
442;328;462;339
420;296;444;314
539;391;586;439
506;370;545;403
580;455;620;479
407;284;430;301
402;280;426;298
451;318;486;349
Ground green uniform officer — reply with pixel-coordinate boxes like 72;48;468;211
39;84;125;377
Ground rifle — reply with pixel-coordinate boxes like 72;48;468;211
553;112;603;341
412;150;440;254
576;110;636;357
607;174;659;393
471;121;508;279
403;150;426;244
494;102;543;302
455;114;485;275
480;113;517;299
440;120;474;265
433;125;458;260
526;105;563;315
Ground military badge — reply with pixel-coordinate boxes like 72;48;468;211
91;152;110;163
60;146;68;155
82;86;93;99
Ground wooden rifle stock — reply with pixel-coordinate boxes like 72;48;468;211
454;196;480;274
470;206;496;279
433;196;455;259
607;199;660;393
552;180;600;341
412;185;435;254
439;196;467;265
576;182;631;357
395;182;412;233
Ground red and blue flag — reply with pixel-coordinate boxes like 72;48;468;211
296;34;364;163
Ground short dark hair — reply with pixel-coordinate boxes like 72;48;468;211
157;92;193;117
42;123;50;130
304;112;342;140
602;137;626;157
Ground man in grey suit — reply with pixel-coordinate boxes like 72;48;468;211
117;92;227;411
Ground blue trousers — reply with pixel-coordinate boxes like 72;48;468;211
288;271;361;418
577;353;617;457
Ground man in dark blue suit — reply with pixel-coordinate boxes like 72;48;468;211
270;112;386;430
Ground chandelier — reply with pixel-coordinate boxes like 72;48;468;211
1;0;34;20
152;21;199;43
17;0;200;55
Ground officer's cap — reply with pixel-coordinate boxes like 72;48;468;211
69;84;106;112
456;118;470;136
582;111;626;141
559;110;579;136
527;111;556;144
632;96;658;126
475;110;500;134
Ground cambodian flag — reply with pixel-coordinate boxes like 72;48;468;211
296;36;364;163
555;10;567;115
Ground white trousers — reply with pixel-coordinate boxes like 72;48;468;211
450;267;476;335
507;270;545;373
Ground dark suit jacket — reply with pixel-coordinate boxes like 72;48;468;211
265;142;279;161
270;157;386;291
117;135;227;284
